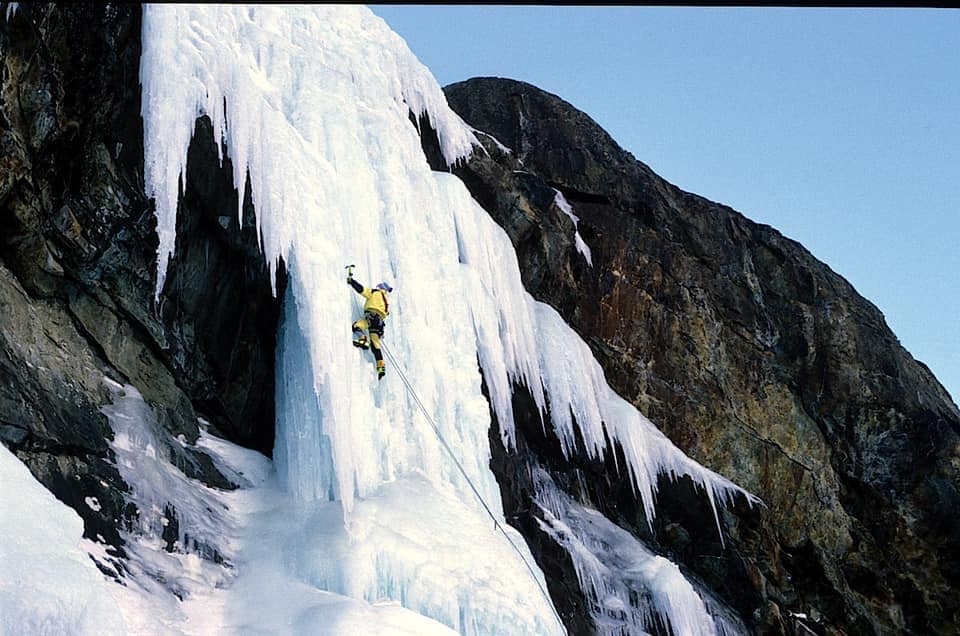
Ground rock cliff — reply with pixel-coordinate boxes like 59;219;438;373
443;76;960;634
1;3;281;564
2;5;958;634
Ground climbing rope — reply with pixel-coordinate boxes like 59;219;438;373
347;274;566;632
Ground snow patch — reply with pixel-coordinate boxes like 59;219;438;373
0;444;125;635
554;189;592;266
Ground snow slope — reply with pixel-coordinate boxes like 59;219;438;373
0;443;124;635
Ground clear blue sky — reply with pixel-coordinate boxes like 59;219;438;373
370;6;959;404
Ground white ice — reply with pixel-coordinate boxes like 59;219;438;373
0;379;469;635
138;3;756;633
1;4;758;635
103;380;466;636
534;468;747;636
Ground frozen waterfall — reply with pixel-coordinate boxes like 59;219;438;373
30;3;771;634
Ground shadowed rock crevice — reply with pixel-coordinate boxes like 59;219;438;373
159;114;286;457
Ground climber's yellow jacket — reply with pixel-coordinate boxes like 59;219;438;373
348;278;389;318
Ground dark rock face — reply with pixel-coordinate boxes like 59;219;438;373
445;77;960;634
159;114;285;456
1;3;280;564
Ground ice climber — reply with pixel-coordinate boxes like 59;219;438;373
346;265;392;380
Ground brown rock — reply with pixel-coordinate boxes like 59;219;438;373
445;76;960;634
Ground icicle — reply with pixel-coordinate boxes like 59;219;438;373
533;469;737;636
141;5;757;634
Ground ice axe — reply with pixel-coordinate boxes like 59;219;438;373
345;264;355;280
